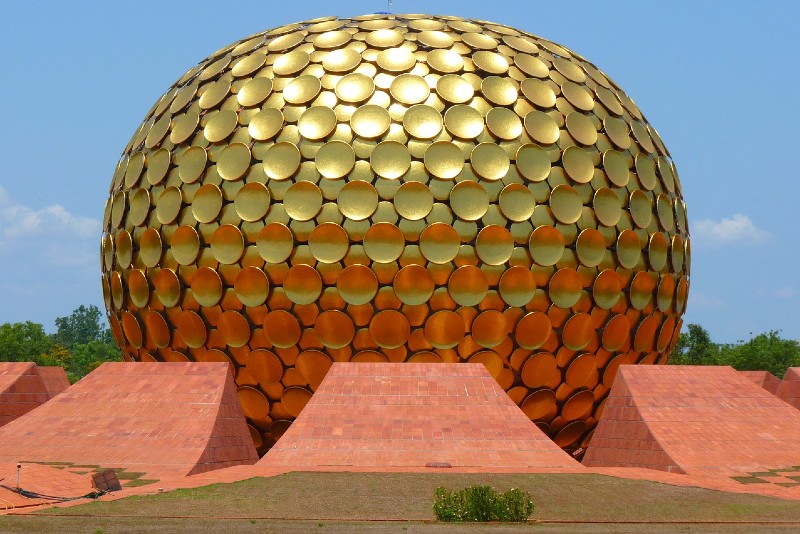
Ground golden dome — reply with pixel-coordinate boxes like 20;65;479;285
101;14;690;455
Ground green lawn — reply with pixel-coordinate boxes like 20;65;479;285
1;472;798;533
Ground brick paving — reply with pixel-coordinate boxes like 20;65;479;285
0;363;69;427
260;363;580;469
739;370;781;394
0;362;257;483
776;367;800;409
584;365;800;477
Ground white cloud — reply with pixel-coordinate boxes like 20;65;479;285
692;213;769;246
687;291;724;312
0;185;100;243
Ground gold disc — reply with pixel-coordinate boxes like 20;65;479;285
284;181;322;221
486;107;522;140
298;106;338;140
370;310;411;349
257;223;294;263
204;109;238;143
390;73;430;105
234;266;269;306
593;187;622;227
234;182;271;222
498;184;535;221
350;104;391;138
520;78;555;108
211;224;245;264
249;108;284;141
443;105;484;140
471;143;510;181
337;264;378;305
549;268;582;308
450;181;489;221
593;269;622;310
436;75;474;104
420;222;460;264
370;141;411;179
171;226;200;265
516;144;551;182
394;264;434;305
191;266;223;307
296;350;332;391
549;184;582;224
263;142;301;180
616;229;642;269
424;310;465;349
472;310;507;348
448;265;489;306
403;104;443;139
336;72;376;103
154;268;180;307
309;222;349;263
237;77;273;107
427;48;464;73
363;222;405;263
529;226;564;266
524;110;559;145
562;313;594;351
263;310;301;348
498;265;537;307
315;141;355;179
338;180;378;220
192;183;223;223
521;352;557;388
284;264;323;305
481;76;518;106
283;75;322;104
219;310;251;347
248;349;283;385
376;47;416;72
576;228;605;267
476;225;513;265
424;141;464;179
315;310;355;348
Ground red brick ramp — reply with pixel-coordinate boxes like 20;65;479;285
739;370;781;394
0;362;258;479
260;363;579;470
583;365;800;475
776;367;800;409
0;363;69;427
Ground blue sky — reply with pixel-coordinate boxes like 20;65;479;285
0;1;797;343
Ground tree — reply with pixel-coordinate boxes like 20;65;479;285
668;323;718;365
725;331;800;378
54;305;110;348
0;321;53;362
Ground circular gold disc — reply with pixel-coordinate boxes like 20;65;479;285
296;351;332;390
171;226;200;265
520;79;555;108
336;73;376;103
448;265;489;306
427;48;464;73
249;108;284;141
390;74;430;105
403;105;443;139
154;268;180;307
529;226;564;266
516;144;551;182
337;264;378;305
562;146;594;184
284;264;323;305
549;268;582;308
565;112;598;146
486;107;522;140
524;111;559;145
450;181;489;221
238;77;273;107
204;110;238;143
476;225;514;265
424;142;464;179
309;222;349;263
424;310;465;349
298;106;338;140
370;141;411;179
471;143;510;181
499;183;535;221
593;269;622;310
420;222;460;264
351;105;391;138
602;314;630;352
377;47;416;72
338;180;378;220
248;349;283;385
315;310;355;349
219;311;251;347
630;190;653;229
370;310;411;349
521;352;557;388
499;266;536;307
263;310;301;348
395;182;433;220
481;76;518;106
549;184;582;224
394;264;434;305
191;266;223;307
562;313;594;351
436;75;474;104
234;266;269;306
593;187;622;227
263;142;301;180
363;222;405;263
257;223;294;263
617;229;642;269
234;182;271;222
192;183;223;223
444;105;484;140
576;228;605;267
211;224;245;264
284;181;322;221
316;141;355;179
283;75;322;104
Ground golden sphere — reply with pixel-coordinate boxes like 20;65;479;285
101;14;690;455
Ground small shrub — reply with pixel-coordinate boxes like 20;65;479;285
433;485;534;522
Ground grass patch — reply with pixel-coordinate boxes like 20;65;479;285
433;485;533;522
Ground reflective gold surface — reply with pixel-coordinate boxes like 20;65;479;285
103;14;690;455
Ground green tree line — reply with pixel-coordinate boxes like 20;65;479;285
0;305;121;383
669;324;800;378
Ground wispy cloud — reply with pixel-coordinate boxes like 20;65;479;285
692;213;769;246
687;291;725;312
0;185;100;243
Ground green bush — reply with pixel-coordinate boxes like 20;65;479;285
433;485;534;522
